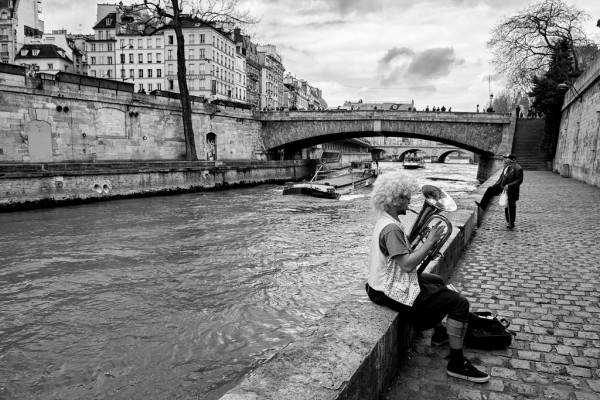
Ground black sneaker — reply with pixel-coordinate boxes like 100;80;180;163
447;359;490;383
431;329;449;346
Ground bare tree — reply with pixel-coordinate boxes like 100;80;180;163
491;89;530;114
488;0;596;90
118;0;258;161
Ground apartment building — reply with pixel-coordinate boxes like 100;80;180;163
117;34;164;92
42;29;86;74
1;0;44;64
257;44;284;110
163;20;237;101
234;28;260;109
88;12;116;79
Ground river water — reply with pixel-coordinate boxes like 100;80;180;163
0;162;479;400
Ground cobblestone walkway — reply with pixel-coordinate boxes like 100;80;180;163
384;171;600;400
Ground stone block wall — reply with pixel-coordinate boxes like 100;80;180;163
555;55;600;188
0;67;263;164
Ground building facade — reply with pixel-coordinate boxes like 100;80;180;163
1;0;44;65
257;45;284;110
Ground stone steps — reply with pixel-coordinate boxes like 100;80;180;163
512;118;548;170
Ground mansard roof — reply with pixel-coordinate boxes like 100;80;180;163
15;44;72;62
94;12;117;29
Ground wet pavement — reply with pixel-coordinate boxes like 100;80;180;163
384;171;600;400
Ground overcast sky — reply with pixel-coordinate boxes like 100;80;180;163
41;0;600;111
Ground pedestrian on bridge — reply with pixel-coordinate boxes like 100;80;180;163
365;171;490;383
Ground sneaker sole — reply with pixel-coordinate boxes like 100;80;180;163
447;370;490;383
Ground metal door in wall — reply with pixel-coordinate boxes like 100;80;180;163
27;121;53;162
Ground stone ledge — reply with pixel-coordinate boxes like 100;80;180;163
219;180;495;400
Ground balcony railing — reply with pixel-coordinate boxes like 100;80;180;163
0;35;9;41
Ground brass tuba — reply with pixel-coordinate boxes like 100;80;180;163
407;185;457;274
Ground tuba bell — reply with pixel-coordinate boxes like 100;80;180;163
407;185;457;274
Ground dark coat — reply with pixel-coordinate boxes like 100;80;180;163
495;163;524;202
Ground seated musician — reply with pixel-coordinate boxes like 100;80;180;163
365;170;489;383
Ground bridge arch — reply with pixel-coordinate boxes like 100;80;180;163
258;110;515;181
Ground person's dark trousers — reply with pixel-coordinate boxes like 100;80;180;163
478;185;502;209
505;201;517;227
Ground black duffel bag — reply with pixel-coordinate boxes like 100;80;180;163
465;311;516;350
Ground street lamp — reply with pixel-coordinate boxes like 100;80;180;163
120;44;133;81
557;82;582;102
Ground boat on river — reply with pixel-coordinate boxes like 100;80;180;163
403;156;426;169
282;162;378;199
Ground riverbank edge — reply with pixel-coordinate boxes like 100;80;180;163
218;169;503;400
0;160;314;212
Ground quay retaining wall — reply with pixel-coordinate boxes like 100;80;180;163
555;53;600;188
0;160;313;212
219;169;502;400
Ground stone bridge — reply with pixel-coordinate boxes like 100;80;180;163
258;110;516;180
372;145;475;163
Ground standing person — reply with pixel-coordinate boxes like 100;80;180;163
365;171;490;383
476;153;524;229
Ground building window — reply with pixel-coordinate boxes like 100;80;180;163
107;56;113;65
139;69;143;78
157;69;162;77
189;34;194;44
199;49;205;59
147;69;152;77
156;38;162;48
129;54;134;63
91;70;96;77
200;34;205;44
157;83;161;90
147;53;152;63
138;53;143;63
156;53;161;63
138;39;143;48
91;57;96;65
129;69;134;78
168;35;174;45
167;50;173;60
147;38;152;48
47;63;53;69
120;54;125;64
90;43;96;51
189;49;194;60
107;43;113;51
32;49;40;56
148;83;153;91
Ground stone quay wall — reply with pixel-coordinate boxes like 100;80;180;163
0;160;312;211
219;170;499;400
555;54;600;188
0;64;265;164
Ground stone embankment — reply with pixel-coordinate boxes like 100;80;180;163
0;160;312;212
218;169;501;400
219;170;600;400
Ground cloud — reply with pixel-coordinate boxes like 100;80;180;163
377;47;465;85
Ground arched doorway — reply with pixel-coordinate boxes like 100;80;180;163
27;121;53;162
206;132;217;160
